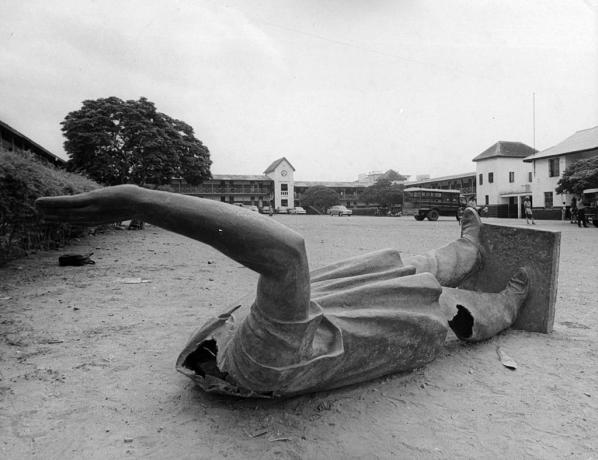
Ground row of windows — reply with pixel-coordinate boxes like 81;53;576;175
479;171;533;185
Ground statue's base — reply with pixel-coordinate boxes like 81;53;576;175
460;223;560;333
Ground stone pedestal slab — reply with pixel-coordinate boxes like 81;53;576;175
460;223;560;333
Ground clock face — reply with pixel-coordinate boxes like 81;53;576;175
281;170;288;176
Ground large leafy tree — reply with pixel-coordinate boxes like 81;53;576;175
62;97;211;187
300;186;340;213
362;178;405;206
380;169;409;182
555;156;598;196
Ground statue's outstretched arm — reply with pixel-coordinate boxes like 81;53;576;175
36;185;311;321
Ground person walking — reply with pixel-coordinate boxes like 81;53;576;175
577;195;589;228
523;196;535;225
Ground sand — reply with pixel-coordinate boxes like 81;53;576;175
1;215;596;459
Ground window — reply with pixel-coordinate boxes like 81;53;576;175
281;199;288;207
485;195;489;205
528;172;533;182
280;183;288;191
479;174;483;185
549;158;560;177
509;171;515;183
488;172;494;183
544;192;553;208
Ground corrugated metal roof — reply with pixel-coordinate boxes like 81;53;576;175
405;171;476;186
472;141;536;162
0;119;66;166
263;157;296;173
210;174;271;181
294;180;366;188
523;126;598;162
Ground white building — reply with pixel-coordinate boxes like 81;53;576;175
357;171;385;184
472;141;536;218
263;157;295;210
524;126;598;209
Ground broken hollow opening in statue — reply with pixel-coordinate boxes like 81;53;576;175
176;211;559;399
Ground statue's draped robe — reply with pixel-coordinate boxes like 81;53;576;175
176;249;448;398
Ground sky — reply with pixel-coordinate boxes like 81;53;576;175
1;0;597;181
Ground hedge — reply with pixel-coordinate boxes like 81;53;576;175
0;151;99;265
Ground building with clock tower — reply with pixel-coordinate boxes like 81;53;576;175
170;156;368;212
263;157;295;210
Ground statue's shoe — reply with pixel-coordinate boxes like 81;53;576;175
461;207;482;246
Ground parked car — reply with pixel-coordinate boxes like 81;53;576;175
288;207;306;214
248;205;259;212
328;205;352;216
260;206;272;214
276;206;289;214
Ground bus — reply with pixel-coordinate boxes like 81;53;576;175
403;187;464;221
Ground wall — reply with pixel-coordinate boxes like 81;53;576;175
531;149;598;208
476;157;532;205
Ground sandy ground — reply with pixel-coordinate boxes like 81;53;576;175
1;214;597;459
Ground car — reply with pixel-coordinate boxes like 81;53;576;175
276;206;289;214
248;205;259;212
328;205;352;216
260;206;272;214
288;206;307;214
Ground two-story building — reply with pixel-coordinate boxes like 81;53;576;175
523;126;598;211
405;172;476;197
472;141;536;217
174;156;369;211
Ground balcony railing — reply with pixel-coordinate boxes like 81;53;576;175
175;183;272;195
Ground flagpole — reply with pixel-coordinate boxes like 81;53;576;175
532;92;536;150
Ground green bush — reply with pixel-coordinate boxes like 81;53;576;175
0;151;99;265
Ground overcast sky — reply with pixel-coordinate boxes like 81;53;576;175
1;0;597;181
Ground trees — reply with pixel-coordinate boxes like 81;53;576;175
380;169;409;182
555;156;598;196
62;97;212;187
362;178;405;207
300;186;340;213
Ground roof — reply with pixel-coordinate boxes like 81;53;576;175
294;180;367;188
263;157;296;174
404;187;460;193
472;141;537;162
523;126;598;162
0;119;66;166
210;174;271;181
405;171;476;186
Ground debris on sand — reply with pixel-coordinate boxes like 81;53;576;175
497;347;517;370
119;278;151;284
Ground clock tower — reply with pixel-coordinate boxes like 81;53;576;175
264;157;295;210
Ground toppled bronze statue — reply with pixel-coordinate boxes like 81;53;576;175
36;185;557;398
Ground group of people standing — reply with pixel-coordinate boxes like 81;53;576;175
525;195;591;227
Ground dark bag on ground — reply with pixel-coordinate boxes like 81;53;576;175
59;253;95;266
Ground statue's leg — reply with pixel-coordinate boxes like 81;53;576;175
439;268;529;341
404;207;482;287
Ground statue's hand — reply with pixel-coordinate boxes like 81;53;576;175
35;184;141;225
